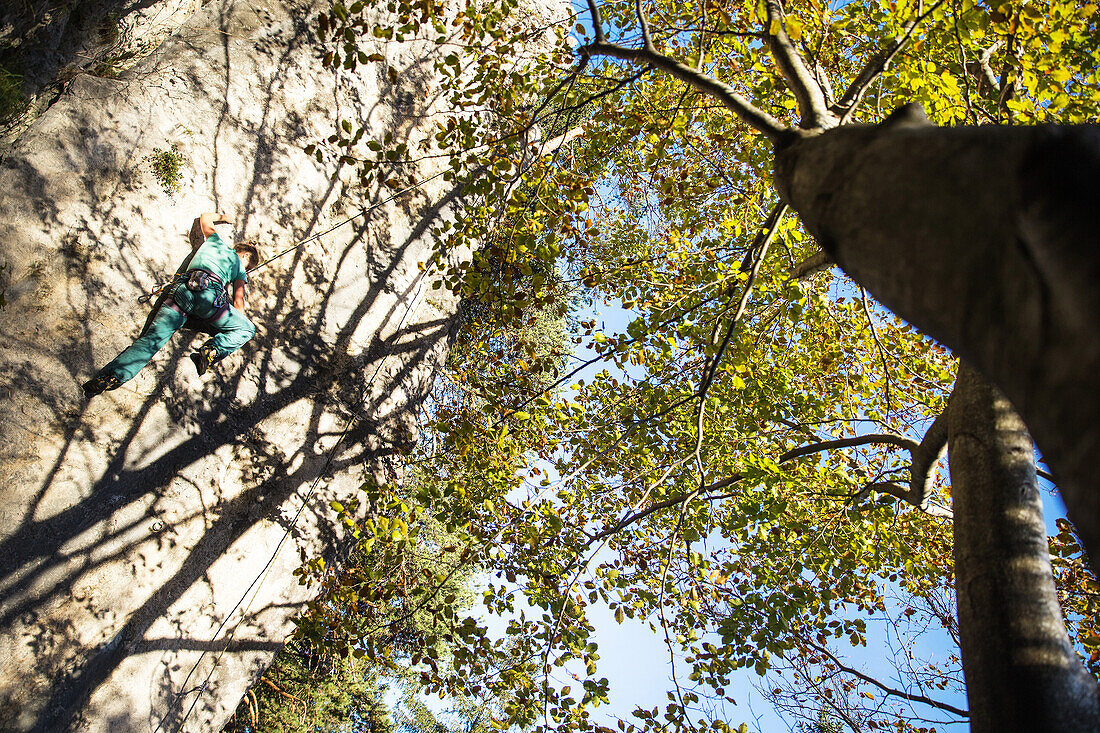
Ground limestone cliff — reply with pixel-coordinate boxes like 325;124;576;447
0;0;206;153
0;0;534;729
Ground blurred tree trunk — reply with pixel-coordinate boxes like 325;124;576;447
949;363;1100;732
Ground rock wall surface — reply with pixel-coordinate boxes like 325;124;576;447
0;0;206;153
0;0;526;728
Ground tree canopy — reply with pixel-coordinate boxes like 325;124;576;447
298;0;1100;730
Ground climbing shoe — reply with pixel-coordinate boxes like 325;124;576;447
190;342;219;376
82;373;121;398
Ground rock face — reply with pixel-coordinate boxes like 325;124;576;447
0;0;206;153
0;0;531;728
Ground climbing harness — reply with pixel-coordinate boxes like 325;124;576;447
184;269;228;307
138;268;227;306
137;268;230;337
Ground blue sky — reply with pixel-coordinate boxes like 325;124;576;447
516;256;1073;730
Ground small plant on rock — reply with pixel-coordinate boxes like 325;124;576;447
146;144;186;195
0;66;28;125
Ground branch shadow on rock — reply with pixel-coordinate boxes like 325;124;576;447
4;124;458;733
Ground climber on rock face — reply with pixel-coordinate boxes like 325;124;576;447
82;211;261;398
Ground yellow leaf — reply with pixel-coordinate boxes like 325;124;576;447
785;16;802;40
1050;67;1072;84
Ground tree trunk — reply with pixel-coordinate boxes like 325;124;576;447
774;120;1100;572
948;363;1100;732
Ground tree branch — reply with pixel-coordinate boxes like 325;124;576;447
762;0;836;129
834;0;946;123
538;126;585;155
578;41;787;141
779;434;920;462
584;0;605;43
812;57;836;107
978;40;1004;93
907;410;948;509
588;490;703;543
996;32;1017;119
590;433;937;542
860;481;953;519
837;408;951;517
695;0;707;71
635;0;654;51
806;639;970;717
784;429;952;519
698;202;787;408
739;202;788;272
260;676;305;705
788;249;832;280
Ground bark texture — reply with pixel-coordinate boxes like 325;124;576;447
775;119;1100;571
948;364;1100;731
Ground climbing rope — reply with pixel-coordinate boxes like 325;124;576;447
246;169;448;275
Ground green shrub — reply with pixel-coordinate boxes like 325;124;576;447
0;66;28;125
146;144;186;195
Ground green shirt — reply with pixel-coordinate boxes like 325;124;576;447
187;232;248;286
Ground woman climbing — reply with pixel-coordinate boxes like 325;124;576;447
82;212;260;398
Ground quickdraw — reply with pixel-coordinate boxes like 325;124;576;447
138;273;185;304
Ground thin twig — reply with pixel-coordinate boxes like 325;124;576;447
805;638;969;717
540;455;691;723
860;287;894;417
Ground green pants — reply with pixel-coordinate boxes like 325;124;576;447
95;284;255;384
